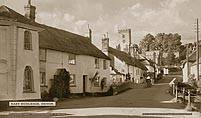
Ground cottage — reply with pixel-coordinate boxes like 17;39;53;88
102;37;147;84
0;2;110;100
182;48;201;83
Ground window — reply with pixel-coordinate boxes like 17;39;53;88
23;66;34;92
68;54;76;65
24;30;32;50
122;34;125;38
95;58;100;69
39;49;46;61
40;72;46;86
94;76;100;87
103;60;107;70
70;74;76;86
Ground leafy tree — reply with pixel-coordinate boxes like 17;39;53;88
165;50;176;66
139;34;155;51
139;33;182;53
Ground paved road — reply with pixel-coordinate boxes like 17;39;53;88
1;75;201;118
51;75;185;109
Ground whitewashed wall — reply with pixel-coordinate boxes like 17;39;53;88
15;28;40;100
191;63;201;80
43;49;110;93
0;22;41;101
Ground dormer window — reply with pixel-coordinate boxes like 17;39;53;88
24;30;32;50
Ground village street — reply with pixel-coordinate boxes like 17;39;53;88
1;75;201;118
54;75;184;109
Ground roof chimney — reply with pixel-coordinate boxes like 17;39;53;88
24;0;36;21
102;37;109;56
88;24;92;42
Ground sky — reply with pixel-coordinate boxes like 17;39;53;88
1;0;201;48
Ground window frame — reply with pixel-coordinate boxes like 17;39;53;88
70;74;76;87
23;66;34;93
94;76;100;87
40;72;46;86
103;60;107;70
68;54;76;65
24;30;32;50
95;58;100;69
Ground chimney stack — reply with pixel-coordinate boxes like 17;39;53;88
88;25;92;42
24;0;36;21
102;37;109;55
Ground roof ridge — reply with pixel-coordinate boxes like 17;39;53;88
0;5;10;13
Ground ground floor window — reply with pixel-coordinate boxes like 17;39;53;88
23;66;34;92
70;74;76;86
94;76;100;87
40;72;46;86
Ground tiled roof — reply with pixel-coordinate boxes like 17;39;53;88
108;47;148;71
0;5;110;60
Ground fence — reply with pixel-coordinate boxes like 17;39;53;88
170;82;201;111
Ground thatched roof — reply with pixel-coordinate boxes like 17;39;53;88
108;47;148;71
0;5;110;60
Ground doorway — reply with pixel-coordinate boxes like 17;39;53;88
83;75;88;94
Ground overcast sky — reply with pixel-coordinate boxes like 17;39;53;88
1;0;201;48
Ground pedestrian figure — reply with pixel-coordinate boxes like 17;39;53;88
101;79;106;91
146;75;151;87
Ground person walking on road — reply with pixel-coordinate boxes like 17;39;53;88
146;75;151;87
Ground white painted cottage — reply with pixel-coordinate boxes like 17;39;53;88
0;2;110;101
102;38;147;84
182;48;201;84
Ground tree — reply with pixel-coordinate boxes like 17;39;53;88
139;33;182;52
165;50;176;66
155;33;182;52
139;34;155;51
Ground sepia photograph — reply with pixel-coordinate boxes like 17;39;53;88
0;0;201;117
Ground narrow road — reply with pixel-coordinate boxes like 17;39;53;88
1;75;200;118
53;75;184;109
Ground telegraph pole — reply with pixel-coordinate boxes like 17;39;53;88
196;18;200;81
186;44;190;78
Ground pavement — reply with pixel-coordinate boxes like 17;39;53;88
0;75;201;118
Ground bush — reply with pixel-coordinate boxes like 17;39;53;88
41;90;50;101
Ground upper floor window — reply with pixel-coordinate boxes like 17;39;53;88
24;30;32;50
95;58;100;69
103;60;107;70
39;49;46;61
23;66;34;92
68;54;76;65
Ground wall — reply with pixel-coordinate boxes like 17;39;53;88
191;63;201;80
0;21;41;101
15;28;40;100
0;25;13;100
43;49;110;93
113;56;127;81
111;55;143;83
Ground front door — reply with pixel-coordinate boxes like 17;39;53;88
83;75;87;93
